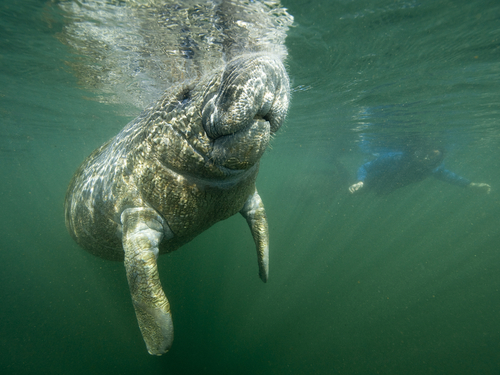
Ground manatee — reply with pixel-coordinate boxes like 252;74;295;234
62;0;292;355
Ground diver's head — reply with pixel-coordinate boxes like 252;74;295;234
413;149;444;169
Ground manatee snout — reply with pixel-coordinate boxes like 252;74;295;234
202;54;289;170
211;118;271;170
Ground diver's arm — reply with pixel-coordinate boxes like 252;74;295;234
432;165;491;193
349;152;401;194
349;163;368;193
432;165;471;187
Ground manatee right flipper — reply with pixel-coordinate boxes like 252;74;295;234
240;190;269;283
121;207;174;356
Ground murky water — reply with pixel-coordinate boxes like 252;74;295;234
1;0;500;374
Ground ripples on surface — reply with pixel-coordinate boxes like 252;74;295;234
285;0;500;150
57;0;292;109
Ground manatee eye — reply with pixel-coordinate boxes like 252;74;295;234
177;89;191;107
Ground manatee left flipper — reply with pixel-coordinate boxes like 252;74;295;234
240;190;269;283
121;207;174;356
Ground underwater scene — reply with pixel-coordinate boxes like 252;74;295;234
1;0;499;374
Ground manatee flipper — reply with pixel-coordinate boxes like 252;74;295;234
240;190;269;283
121;207;174;356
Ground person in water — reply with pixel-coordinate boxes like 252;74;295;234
349;148;491;194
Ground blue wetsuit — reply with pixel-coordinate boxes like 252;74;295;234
356;151;470;194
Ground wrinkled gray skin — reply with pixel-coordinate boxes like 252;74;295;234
65;51;289;354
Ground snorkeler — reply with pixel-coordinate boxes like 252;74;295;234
349;148;491;194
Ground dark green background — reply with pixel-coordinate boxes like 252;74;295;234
1;0;499;373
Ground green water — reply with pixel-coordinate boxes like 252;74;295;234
1;0;500;374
